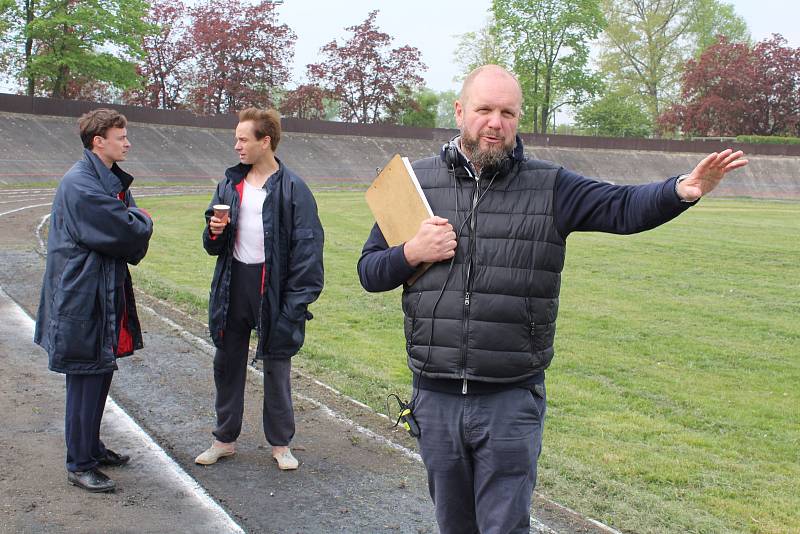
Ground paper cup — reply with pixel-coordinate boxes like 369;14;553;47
213;204;230;222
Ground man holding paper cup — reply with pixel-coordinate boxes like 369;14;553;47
197;108;324;471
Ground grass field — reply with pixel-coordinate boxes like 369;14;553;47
133;191;799;534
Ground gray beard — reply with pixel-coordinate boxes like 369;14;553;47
460;133;511;174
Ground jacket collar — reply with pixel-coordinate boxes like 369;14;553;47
83;148;134;196
224;157;285;188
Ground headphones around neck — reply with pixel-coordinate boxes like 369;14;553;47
443;141;458;168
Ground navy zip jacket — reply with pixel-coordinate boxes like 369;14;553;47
35;149;153;374
358;139;694;392
203;159;324;359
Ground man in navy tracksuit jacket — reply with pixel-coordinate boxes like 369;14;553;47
35;109;153;493
358;65;748;533
196;108;324;471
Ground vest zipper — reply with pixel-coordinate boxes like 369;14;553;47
461;181;480;394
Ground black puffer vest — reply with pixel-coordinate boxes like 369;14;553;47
401;142;566;384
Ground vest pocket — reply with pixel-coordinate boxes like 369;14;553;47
525;298;555;353
404;292;423;354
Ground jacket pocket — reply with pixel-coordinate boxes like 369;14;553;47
268;312;306;357
52;315;101;363
292;228;314;241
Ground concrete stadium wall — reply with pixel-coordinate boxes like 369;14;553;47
1;110;798;199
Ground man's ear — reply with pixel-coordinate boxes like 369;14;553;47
93;135;104;150
454;100;463;128
262;135;271;150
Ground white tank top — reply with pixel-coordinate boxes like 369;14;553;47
233;180;267;264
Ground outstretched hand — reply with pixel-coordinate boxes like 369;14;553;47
677;149;748;202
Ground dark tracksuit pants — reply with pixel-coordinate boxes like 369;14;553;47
413;385;547;534
65;372;113;472
212;259;294;446
64;287;124;473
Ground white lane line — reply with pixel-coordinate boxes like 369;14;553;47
23;195;620;534
0;288;244;534
138;302;418;457
0;191;55;196
0;203;52;217
104;399;244;533
37;214;50;252
139;304;423;465
138;304;576;534
0;196;54;205
141;296;390;421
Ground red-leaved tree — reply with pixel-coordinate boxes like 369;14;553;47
125;0;191;109
188;0;296;115
660;35;800;137
753;35;800;136
280;84;327;120
307;11;425;123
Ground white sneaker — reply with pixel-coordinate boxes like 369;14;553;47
195;442;235;465
272;448;299;470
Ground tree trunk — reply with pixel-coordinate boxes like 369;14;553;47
24;0;35;96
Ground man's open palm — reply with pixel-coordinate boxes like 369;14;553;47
678;149;748;202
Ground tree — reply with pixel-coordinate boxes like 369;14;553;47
492;0;605;134
598;0;751;128
599;0;694;127
389;88;439;128
188;0;296;115
658;35;800;137
125;0;191;109
0;0;15;74
280;84;327;120
453;16;510;81
575;88;652;137
2;0;151;98
754;35;800;136
436;90;458;129
307;11;426;124
687;0;749;56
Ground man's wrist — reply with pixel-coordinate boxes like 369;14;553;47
402;241;422;267
674;174;695;203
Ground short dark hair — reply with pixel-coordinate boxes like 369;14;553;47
238;107;281;151
78;108;127;149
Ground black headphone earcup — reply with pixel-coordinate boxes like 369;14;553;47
446;144;458;167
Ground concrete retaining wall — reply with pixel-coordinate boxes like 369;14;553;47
1;111;798;199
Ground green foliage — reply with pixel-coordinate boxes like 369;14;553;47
598;0;751;129
133;192;800;532
395;88;439;128
0;0;13;34
3;0;152;97
493;0;605;134
599;0;692;126
688;0;750;56
736;135;800;145
436;90;458;129
0;0;20;75
453;15;510;81
575;89;652;137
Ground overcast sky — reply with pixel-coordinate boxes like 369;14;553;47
279;0;800;94
3;1;796;100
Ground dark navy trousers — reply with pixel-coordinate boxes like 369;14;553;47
212;259;294;446
414;385;547;534
65;372;113;472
